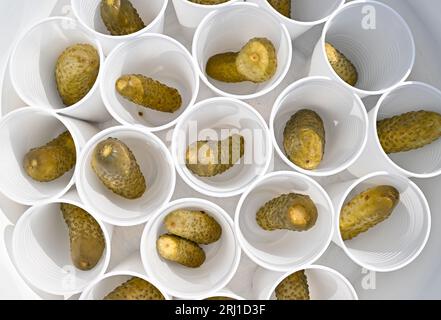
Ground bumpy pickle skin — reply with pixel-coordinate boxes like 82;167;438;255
91;137;146;199
206;52;248;83
61;203;105;271
205;296;236;300
185;134;245;177
275;270;310;300
104;277;165;300
23;131;76;182
164;210;222;244
189;0;230;4
267;0;291;18
55;44;100;106
339;185;400;241
377;110;441;154
236;38;277;83
156;234;206;268
283;109;325;170
256;193;318;232
325;42;358;86
100;0;145;36
116;74;182;113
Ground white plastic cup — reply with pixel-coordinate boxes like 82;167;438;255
9;17;110;122
309;0;415;98
171;97;272;198
101;33;199;132
326;171;431;272
76;125;176;226
11;190;113;296
270;76;368;177
172;0;243;30
0;107;98;206
248;0;344;40
141;198;241;299
80;252;171;300
192;2;292;100
349;81;441;179
252;265;358;300
71;0;168;55
235;171;334;272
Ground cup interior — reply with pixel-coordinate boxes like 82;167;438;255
272;77;367;175
10;18;102;110
12;202;109;295
0;109;76;204
237;172;333;271
324;1;414;92
268;0;343;22
173;98;271;197
141;199;240;298
194;4;291;98
269;266;356;300
78;128;174;226
375;83;441;176
81;272;168;300
102;35;198;129
338;173;430;271
71;0;166;36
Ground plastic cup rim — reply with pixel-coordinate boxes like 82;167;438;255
234;170;335;272
270;76;369;177
320;0;416;96
101;33;200;132
140;197;242;299
192;2;293;100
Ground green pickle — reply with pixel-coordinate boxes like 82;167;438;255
377;110;441;154
164;209;222;245
100;0;145;36
325;42;358;86
283;109;325;170
23;131;76;182
340;185;400;240
91;137;146;199
55;44;99;106
185;134;245;177
205;38;277;83
275;270;310;300
189;0;230;4
61;203;105;271
256;193;318;232
206;52;247;83
156;234;206;268
236;38;277;83
268;0;291;18
116;74;182;113
104;277;165;300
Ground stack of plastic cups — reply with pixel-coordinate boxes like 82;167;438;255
71;0;169;54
